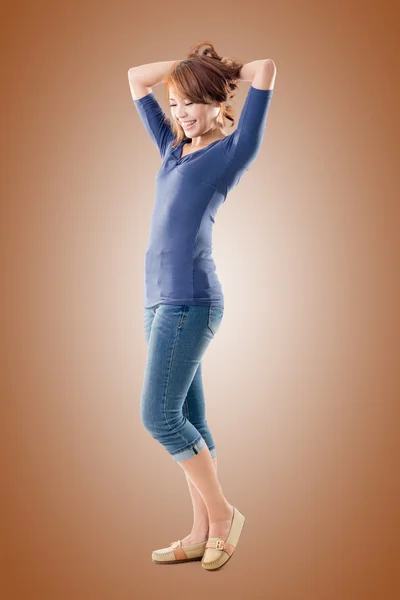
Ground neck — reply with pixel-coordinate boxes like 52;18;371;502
186;127;227;148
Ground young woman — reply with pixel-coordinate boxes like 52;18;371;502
128;42;276;570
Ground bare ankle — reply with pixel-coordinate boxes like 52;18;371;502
209;501;233;523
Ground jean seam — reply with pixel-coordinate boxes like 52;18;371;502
186;393;190;421
178;305;188;329
183;397;190;421
208;306;224;335
162;307;196;449
207;306;215;335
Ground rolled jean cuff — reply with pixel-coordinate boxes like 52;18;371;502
170;435;207;462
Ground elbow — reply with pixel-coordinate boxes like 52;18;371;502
264;58;277;72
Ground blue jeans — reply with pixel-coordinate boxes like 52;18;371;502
141;303;224;462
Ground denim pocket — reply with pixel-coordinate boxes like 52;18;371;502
207;306;224;336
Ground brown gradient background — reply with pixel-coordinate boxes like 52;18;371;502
1;1;399;599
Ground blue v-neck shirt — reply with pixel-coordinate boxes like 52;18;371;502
133;84;274;309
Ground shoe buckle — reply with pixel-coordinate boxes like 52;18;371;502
215;540;224;550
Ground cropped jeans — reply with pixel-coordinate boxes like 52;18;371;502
140;303;224;462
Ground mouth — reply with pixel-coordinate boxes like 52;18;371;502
180;120;197;130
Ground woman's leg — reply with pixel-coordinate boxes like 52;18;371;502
178;447;233;543
144;306;216;543
141;304;232;542
182;361;217;458
176;455;218;544
176;360;219;543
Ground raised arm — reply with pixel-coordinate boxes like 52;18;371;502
238;58;277;90
128;60;182;158
128;60;181;100
223;59;277;166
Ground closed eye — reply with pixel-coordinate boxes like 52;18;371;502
170;102;193;107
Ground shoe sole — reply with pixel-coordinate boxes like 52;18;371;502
152;555;204;564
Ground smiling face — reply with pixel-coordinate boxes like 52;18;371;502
168;87;223;138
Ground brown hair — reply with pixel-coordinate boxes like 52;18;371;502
162;41;244;148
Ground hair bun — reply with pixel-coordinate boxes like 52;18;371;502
221;57;233;67
188;41;219;61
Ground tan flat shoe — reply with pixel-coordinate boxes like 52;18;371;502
152;538;207;564
201;506;246;570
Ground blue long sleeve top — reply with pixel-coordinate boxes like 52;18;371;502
133;84;274;308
